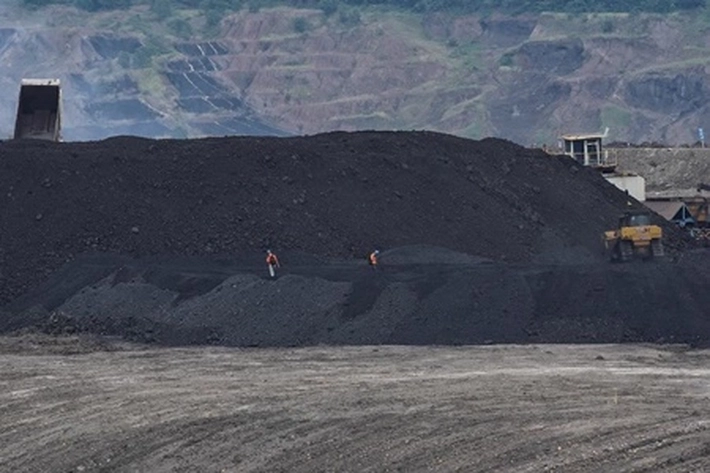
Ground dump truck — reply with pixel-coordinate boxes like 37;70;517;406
603;210;664;262
13;78;62;141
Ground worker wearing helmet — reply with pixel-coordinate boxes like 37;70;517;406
266;250;280;278
368;249;380;270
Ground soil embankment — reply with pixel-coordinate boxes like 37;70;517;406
1;131;706;346
612;147;710;195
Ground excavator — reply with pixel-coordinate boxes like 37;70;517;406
603;210;664;262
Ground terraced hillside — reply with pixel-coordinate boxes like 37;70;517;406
2;5;710;143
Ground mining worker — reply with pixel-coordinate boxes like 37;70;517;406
266;250;280;278
368;250;380;270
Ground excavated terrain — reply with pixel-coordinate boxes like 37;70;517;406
1;131;708;346
3;341;710;473
4;131;710;473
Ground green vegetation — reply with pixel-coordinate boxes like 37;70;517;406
499;52;515;67
451;42;483;71
293;17;310;33
601;105;632;129
168;17;194;38
18;0;708;15
338;7;361;27
320;0;337;16
151;0;172;17
601;18;614;33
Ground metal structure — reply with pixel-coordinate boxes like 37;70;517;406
647;194;710;245
561;133;617;172
13;78;62;141
603;210;664;262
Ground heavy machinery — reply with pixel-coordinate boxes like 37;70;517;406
13;78;62;141
603;210;664;262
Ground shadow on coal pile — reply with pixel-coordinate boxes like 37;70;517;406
5;246;710;348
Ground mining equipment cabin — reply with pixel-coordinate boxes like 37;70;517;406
13;78;62;142
561;133;617;173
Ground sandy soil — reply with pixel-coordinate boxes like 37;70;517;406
2;336;709;472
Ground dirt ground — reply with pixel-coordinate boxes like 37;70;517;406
2;335;709;473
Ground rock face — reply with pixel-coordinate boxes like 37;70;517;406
1;7;709;144
613;147;710;194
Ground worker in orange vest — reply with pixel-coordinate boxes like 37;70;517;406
368;250;380;270
266;249;280;278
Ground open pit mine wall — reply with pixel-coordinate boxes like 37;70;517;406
612;148;710;194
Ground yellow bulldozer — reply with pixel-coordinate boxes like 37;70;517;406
603;210;664;262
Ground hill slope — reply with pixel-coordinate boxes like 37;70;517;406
2;5;710;144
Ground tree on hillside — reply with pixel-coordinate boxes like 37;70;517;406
21;0;70;7
320;0;338;16
169;18;194;38
293;17;309;33
73;0;132;11
151;0;172;17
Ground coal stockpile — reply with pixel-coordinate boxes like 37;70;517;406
0;131;685;300
6;248;710;347
1;131;708;346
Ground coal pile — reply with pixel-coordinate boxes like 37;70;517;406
0;131;687;302
0;131;706;347
6;248;710;347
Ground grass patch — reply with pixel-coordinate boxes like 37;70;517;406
399;100;433;123
371;11;451;58
459;121;485;139
450;41;484;71
456;103;490;139
290;85;313;100
441;95;482;122
135;68;166;99
601;105;631;130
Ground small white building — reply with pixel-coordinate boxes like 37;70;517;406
560;132;645;200
604;173;646;202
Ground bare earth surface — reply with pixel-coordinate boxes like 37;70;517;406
2;336;710;473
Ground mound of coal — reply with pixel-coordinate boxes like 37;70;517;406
6;247;710;347
0;131;688;305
